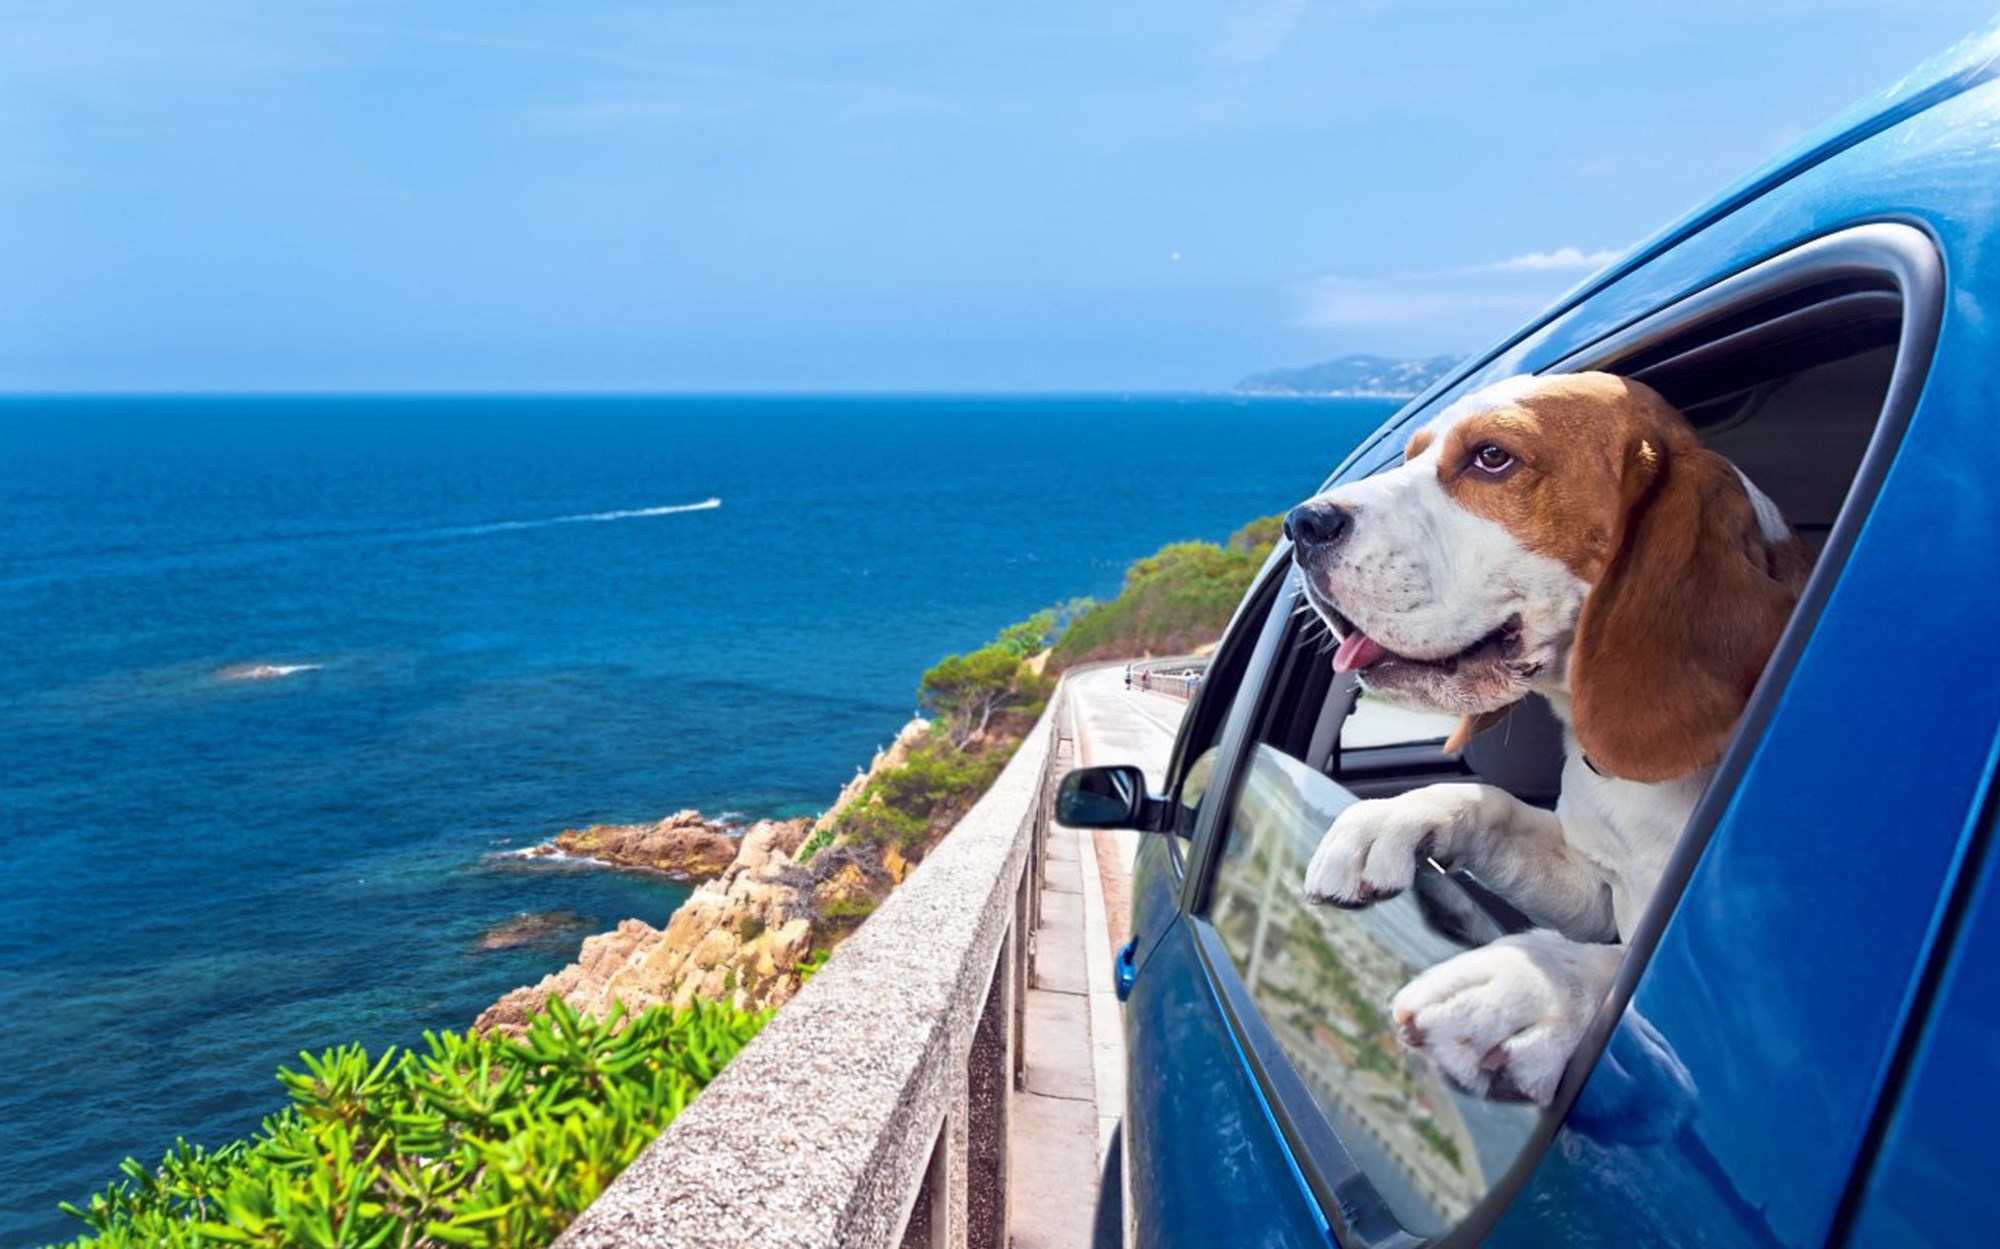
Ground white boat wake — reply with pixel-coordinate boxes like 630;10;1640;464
435;498;721;538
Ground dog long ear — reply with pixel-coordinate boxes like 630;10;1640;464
1569;437;1799;783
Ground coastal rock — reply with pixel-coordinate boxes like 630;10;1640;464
474;918;660;1032
542;809;740;879
809;719;930;840
478;815;822;1032
475;718;945;1034
768;917;813;964
473;909;587;952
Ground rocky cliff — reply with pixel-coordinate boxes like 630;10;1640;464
477;718;936;1033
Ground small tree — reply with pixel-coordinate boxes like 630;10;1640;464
993;608;1059;660
919;644;1034;747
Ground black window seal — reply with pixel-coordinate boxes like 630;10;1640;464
1137;557;1293;888
1165;553;1290;805
1430;220;1944;1247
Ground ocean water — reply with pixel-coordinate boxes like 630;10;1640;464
0;393;1395;1242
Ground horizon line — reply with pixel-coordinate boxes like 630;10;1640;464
0;386;1407;401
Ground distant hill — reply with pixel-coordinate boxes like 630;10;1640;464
1236;353;1464;398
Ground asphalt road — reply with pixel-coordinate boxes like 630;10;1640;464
1061;665;1187;965
1066;665;1184;786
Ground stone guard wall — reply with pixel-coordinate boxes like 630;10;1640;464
558;694;1069;1249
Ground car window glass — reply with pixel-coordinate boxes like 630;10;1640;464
1208;614;1539;1237
1174;745;1220;839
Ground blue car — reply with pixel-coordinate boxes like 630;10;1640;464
1062;25;2000;1249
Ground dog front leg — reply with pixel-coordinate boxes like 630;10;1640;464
1391;929;1623;1104
1304;782;1615;941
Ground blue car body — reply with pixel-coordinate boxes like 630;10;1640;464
1118;26;2000;1249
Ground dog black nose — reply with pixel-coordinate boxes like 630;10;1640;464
1284;501;1352;551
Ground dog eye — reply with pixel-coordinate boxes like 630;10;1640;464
1471;443;1514;474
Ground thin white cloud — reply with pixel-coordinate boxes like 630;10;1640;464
1294;245;1625;348
1477;247;1623;273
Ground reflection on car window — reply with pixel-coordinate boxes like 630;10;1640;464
1175;746;1219;840
1208;743;1537;1236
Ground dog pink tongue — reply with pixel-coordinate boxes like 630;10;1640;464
1333;631;1389;674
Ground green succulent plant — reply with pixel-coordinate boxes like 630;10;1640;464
51;997;765;1249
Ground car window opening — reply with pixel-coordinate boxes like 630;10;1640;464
1196;255;1920;1243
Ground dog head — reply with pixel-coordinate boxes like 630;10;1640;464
1288;372;1805;782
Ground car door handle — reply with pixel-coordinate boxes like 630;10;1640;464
1115;937;1139;1001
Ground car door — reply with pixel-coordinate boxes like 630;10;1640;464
1120;109;2000;1241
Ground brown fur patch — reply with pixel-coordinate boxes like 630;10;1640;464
1433;374;1683;582
1557;380;1802;781
1405;429;1435;461
1427;373;1801;780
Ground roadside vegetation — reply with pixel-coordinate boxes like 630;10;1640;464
799;611;1056;868
1049;515;1282;670
51;998;764;1249
803;515;1279;875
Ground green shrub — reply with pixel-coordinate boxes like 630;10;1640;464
793;824;834;864
1049;515;1282;669
821;895;879;921
991;608;1058;659
833;741;1007;853
50;997;765;1249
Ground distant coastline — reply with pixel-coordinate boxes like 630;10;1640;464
1235;352;1464;399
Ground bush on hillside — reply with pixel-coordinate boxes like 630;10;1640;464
51;997;765;1249
917;644;1046;749
832;740;1009;854
991;608;1059;660
816;615;1053;867
1049;514;1283;669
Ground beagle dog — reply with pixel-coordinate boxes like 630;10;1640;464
1292;372;1808;1104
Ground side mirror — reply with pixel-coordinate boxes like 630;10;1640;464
1056;765;1169;832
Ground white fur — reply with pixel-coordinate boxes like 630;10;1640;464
1390;931;1626;1104
1297;377;1760;1105
1305;411;1586;680
1733;465;1791;545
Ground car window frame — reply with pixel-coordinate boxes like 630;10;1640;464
1175;563;1302;908
1119;546;1296;885
1169;221;1944;1248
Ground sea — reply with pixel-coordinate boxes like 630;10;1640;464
0;393;1396;1243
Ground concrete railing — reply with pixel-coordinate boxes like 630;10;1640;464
558;691;1073;1249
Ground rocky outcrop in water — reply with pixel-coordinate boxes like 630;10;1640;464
528;810;740;879
473;909;589;952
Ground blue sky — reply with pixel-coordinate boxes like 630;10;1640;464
1;1;1992;392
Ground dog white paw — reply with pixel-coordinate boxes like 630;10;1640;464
1302;794;1442;907
1388;931;1621;1104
